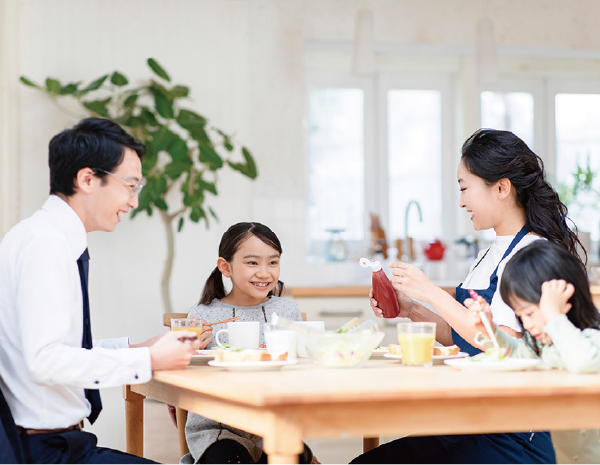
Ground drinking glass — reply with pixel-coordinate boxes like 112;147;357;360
171;318;203;341
397;322;436;367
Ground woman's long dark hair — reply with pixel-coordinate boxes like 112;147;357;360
500;241;600;355
461;128;586;265
199;222;285;305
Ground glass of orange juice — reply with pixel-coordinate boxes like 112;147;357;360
171;318;202;341
397;322;436;367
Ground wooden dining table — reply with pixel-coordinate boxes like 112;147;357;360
124;359;600;463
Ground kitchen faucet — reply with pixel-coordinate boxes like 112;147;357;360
404;200;423;240
404;200;423;261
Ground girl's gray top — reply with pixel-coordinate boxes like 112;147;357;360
181;296;302;463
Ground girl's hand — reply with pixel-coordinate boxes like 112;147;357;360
198;323;213;349
389;262;437;303
539;279;574;323
368;287;413;319
464;296;495;340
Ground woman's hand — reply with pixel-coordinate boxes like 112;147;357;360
389;262;437;303
464;296;495;339
368;287;413;319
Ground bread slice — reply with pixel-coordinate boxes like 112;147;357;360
388;344;402;355
433;345;460;356
215;349;288;363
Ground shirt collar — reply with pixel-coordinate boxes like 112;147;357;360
42;195;88;260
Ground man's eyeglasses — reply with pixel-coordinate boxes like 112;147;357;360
93;168;146;197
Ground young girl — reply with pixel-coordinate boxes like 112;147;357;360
180;222;315;465
466;240;600;463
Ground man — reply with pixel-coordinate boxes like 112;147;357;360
0;118;203;463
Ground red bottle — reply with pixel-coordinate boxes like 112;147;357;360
360;258;400;318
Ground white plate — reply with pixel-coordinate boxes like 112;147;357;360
190;350;216;365
383;352;469;364
207;359;298;372
444;358;541;372
370;347;389;359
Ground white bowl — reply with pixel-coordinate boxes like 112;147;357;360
305;331;385;368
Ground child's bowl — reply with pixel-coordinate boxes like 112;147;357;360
305;330;385;368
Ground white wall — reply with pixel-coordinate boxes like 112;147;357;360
4;0;600;451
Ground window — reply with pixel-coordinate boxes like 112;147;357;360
553;87;600;241
305;72;453;260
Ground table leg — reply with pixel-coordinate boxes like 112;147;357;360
262;414;304;464
363;436;380;452
175;407;190;456
123;385;145;457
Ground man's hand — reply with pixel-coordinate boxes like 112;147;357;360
149;330;200;371
130;334;164;348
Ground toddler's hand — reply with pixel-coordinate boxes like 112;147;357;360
539;279;574;323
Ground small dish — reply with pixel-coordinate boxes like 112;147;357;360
370;347;389;359
207;359;298;372
191;350;216;365
444;358;541;372
383;352;469;364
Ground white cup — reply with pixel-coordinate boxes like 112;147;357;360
294;321;325;358
265;329;299;360
215;321;259;349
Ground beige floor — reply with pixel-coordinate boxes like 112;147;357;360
144;399;182;464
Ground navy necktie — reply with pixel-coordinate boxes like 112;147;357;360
77;248;102;424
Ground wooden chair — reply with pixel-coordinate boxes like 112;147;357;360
163;313;190;457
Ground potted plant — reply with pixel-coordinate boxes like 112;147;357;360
20;58;258;313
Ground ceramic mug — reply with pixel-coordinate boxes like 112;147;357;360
215;321;260;349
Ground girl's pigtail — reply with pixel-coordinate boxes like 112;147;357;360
199;266;226;305
269;280;285;298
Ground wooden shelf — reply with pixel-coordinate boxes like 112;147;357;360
287;285;456;298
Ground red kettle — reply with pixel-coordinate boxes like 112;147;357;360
423;239;446;261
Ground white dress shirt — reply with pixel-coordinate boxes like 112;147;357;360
0;195;152;429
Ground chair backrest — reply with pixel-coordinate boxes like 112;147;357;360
163;313;187;328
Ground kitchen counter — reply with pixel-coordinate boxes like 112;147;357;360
286;284;457;298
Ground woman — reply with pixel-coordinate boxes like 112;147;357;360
352;128;584;464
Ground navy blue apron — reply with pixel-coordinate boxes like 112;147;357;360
351;225;556;464
452;225;530;356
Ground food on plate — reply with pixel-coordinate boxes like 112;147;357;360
468;347;510;362
433;345;460;356
214;348;287;363
388;344;402;355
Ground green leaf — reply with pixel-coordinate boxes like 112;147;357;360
154;91;174;119
227;147;257;179
164;157;193;179
124;94;138;107
111;71;128;86
170;85;189;98
154;197;168;210
78;75;109;95
167;136;188;161
209;207;218;221
198;178;217;195
190;205;207;223
147;58;171;82
20;76;41;89
140;108;159;127
45;78;61;94
59;82;81;95
178;217;185;232
177;109;209;142
82;97;111;117
197;140;223;169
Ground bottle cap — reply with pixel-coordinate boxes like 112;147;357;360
358;257;382;272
